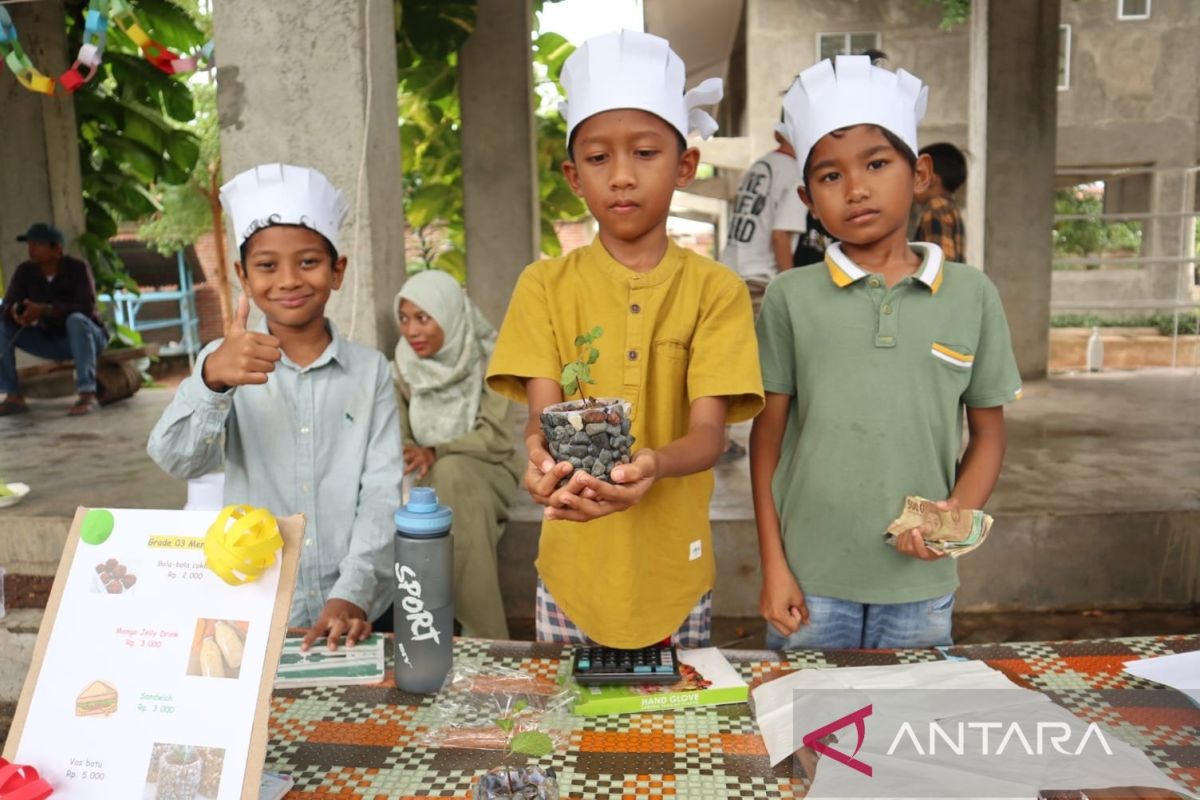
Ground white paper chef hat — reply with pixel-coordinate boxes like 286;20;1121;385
782;55;928;185
219;163;349;251
559;29;723;145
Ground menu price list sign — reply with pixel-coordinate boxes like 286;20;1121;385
3;508;302;799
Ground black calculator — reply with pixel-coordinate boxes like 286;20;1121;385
571;642;681;686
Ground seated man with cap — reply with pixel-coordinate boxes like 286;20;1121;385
0;223;109;417
148;164;402;651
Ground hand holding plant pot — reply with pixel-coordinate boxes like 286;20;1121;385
537;327;635;486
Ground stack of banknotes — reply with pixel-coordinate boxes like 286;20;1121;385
883;495;994;558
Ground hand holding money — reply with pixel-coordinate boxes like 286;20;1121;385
884;495;993;559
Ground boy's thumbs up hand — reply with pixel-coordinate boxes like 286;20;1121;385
201;295;283;392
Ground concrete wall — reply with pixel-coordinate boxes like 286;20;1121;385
742;0;969;160
742;0;1200;168
738;0;1198;327
212;0;406;353
0;1;85;285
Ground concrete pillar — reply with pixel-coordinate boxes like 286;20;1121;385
212;0;405;353
1142;164;1196;303
0;0;85;284
966;0;1059;379
458;0;539;328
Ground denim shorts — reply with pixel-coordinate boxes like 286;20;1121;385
765;592;955;650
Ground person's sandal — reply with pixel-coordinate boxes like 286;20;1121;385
68;397;99;416
0;401;30;417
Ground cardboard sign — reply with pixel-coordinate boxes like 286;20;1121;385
3;507;303;799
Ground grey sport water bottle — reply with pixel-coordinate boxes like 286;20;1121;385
393;487;454;693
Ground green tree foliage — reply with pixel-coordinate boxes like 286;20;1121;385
66;0;206;293
1053;186;1142;268
396;0;586;281
919;0;971;29
137;81;218;255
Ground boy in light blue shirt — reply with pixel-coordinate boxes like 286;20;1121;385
149;164;402;650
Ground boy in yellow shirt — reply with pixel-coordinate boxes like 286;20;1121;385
487;30;764;649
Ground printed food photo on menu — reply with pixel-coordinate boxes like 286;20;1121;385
143;743;224;800
185;619;248;679
92;556;138;594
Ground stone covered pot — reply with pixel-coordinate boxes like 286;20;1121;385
474;764;558;799
154;747;203;800
539;398;634;482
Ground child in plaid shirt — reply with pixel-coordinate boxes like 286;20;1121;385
913;142;967;262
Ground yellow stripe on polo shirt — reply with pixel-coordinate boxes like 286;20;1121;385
930;266;945;294
824;254;856;288
931;342;974;364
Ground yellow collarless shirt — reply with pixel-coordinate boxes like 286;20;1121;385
487;239;763;647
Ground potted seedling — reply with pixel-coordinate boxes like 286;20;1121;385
538;327;634;483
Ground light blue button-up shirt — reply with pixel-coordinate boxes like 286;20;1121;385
148;321;402;627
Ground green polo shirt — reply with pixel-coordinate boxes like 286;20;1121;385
756;243;1022;604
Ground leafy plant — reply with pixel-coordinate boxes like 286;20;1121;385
107;322;144;349
509;730;554;757
66;0;208;295
1053;186;1142;268
1050;311;1200;337
395;0;587;280
490;698;553;756
919;0;971;29
561;326;602;400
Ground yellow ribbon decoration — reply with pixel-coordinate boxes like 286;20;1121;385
204;505;283;586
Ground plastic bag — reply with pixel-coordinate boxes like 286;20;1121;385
418;659;576;753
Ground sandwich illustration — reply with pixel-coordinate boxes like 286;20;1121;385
75;680;118;717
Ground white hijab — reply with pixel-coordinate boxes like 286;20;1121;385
393;270;496;447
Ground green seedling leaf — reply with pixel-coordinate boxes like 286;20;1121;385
513;699;529;714
509;730;554;757
495;717;515;733
561;326;605;398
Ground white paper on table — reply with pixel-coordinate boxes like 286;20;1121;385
753;660;1031;766
1123;651;1200;706
752;660;1194;798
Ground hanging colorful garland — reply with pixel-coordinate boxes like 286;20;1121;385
0;0;213;97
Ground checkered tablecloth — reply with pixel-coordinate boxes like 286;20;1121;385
265;635;1200;799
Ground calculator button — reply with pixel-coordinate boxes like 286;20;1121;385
578;659;590;669
634;665;652;673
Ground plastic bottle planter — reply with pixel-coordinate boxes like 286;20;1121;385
154;747;202;800
539;398;634;483
474;765;558;799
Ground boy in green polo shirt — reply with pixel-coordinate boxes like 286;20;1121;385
750;56;1021;649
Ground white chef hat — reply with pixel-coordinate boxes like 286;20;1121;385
559;29;723;145
219;163;349;251
781;55;928;185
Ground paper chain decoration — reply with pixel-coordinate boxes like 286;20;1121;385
0;0;213;96
204;505;285;586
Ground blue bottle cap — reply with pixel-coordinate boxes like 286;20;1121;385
394;487;453;537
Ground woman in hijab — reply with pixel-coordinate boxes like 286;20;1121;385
393;270;521;640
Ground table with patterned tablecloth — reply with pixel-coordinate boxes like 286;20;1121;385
265;635;1200;799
